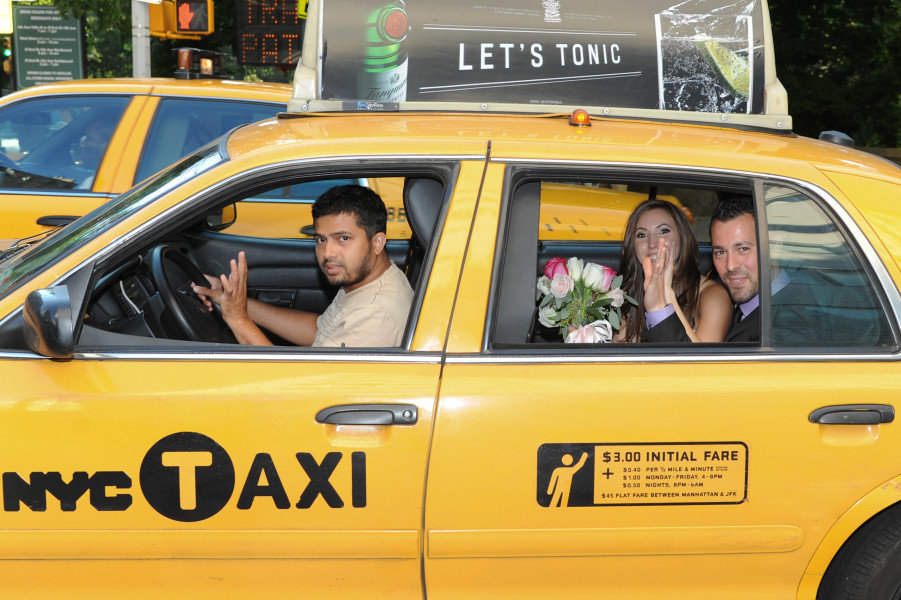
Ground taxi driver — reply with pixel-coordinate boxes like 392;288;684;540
193;184;413;347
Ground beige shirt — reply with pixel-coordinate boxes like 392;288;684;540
313;263;413;347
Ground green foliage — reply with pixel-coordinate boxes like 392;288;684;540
769;0;901;147
53;0;130;77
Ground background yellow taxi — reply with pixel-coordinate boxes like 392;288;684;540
0;76;290;241
0;0;900;598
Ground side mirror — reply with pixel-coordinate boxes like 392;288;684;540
205;204;237;231
23;286;74;359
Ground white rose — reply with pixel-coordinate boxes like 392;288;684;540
581;263;603;290
537;275;552;296
550;273;574;298
563;320;613;343
566;257;584;282
538;304;558;327
608;288;625;308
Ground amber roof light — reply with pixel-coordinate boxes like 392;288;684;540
569;109;591;127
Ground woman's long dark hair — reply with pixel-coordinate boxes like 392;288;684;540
618;199;700;342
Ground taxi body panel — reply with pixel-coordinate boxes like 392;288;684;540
822;171;901;270
0;357;437;597
0;105;899;598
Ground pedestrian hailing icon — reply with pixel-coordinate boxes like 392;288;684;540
537;444;595;507
547;452;588;507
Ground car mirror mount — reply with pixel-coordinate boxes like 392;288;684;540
23;286;75;359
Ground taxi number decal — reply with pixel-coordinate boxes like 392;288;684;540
537;442;748;507
386;206;406;222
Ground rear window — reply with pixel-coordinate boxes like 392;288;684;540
135;98;283;183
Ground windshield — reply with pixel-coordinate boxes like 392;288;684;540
0;143;225;299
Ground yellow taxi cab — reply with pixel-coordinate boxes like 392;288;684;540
0;65;291;241
1;0;901;598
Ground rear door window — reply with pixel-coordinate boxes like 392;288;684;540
764;184;896;348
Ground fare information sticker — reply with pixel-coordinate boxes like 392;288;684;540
537;442;748;507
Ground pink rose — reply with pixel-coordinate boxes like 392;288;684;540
550;273;574;298
600;265;616;292
543;257;568;279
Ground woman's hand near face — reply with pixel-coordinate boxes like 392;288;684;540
642;239;674;312
642;239;728;343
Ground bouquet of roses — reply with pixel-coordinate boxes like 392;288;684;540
536;257;636;343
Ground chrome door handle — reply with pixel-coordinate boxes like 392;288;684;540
316;403;418;425
809;404;894;425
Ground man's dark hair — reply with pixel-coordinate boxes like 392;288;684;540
312;184;388;238
710;194;754;236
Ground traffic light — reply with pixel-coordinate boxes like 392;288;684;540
149;0;214;40
175;0;212;34
1;36;11;76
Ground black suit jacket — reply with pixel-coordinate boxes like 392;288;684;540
640;306;759;343
640;280;845;345
640;273;890;347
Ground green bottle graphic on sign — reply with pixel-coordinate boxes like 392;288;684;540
357;0;409;101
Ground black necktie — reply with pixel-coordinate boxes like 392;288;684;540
731;306;743;329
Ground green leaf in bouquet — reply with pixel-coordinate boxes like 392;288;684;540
625;293;638;306
556;306;572;320
540;293;553;307
590;297;612;309
586;306;605;321
611;274;623;290
608;310;621;329
554;293;573;309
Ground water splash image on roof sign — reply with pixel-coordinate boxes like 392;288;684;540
656;0;758;113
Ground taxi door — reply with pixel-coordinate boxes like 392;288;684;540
0;159;486;598
424;160;901;599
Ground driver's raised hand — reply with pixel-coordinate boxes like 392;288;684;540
192;252;274;346
192;251;250;325
192;273;222;311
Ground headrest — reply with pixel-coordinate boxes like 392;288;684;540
403;178;443;248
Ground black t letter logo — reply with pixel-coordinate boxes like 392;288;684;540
140;432;235;522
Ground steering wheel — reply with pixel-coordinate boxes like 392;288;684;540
148;245;235;343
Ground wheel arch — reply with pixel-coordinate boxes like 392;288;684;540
797;476;901;598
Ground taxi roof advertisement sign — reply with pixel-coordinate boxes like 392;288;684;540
320;0;765;114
